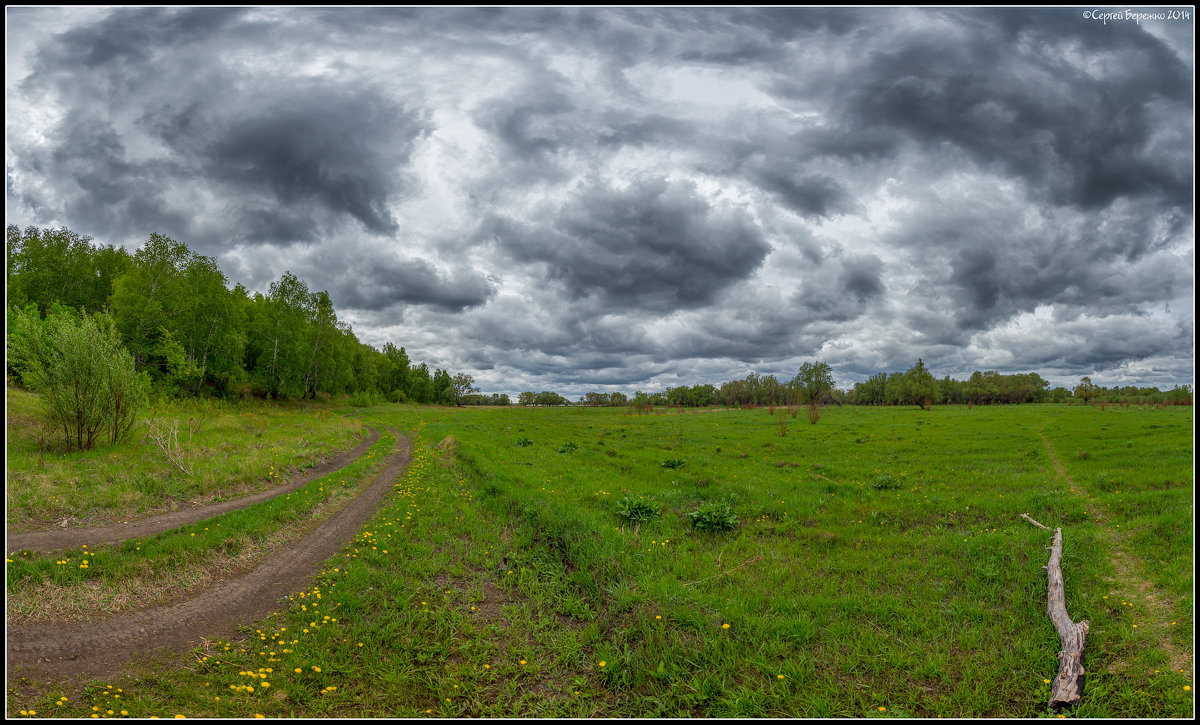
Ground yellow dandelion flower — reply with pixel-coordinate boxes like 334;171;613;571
599;661;606;667
722;623;730;629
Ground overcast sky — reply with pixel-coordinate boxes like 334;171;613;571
6;7;1195;396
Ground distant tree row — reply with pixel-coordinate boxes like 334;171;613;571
6;225;472;405
517;391;571;406
1069;376;1192;406
518;363;1191;411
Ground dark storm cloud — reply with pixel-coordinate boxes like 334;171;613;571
745;162;854;218
887;194;1190;337
839;255;885;303
325;254;494;313
488;178;769;312
835;8;1192;210
16;7;424;251
32;6;247;71
182;86;421;241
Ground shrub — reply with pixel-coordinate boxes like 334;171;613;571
8;305;148;450
661;458;685;469
616;495;662;523
871;473;903;490
348;390;380;407
688;501;738;531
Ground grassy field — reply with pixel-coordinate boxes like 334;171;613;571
6;399;1194;718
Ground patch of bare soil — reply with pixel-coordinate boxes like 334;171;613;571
6;430;410;680
5;428;381;553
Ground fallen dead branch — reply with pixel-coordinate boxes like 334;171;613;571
1020;513;1052;531
1045;527;1089;710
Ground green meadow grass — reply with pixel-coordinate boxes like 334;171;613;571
6;402;1194;718
5;385;365;532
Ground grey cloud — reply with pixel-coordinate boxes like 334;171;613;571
31;7;247;72
886;194;1190;335
746;163;854;218
153;86;423;242
324;255;494;313
839;255;884;303
837;14;1191;210
491;178;769;312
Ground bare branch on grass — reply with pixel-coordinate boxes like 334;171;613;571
1045;527;1089;710
145;417;196;477
1020;513;1052;531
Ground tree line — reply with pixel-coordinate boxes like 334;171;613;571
504;362;1191;410
6;225;478;414
9;225;1189;451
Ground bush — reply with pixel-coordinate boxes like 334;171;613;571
616;495;662;523
348;390;381;407
688;501;738;531
8;305;148;450
871;473;903;490
386;388;408;403
660;458;685;469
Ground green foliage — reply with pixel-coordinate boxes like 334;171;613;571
514;437;533;447
687;500;738;531
615;495;662;522
6;224;131;315
348;390;382;407
871;473;903;490
660;458;686;469
8;305;148;450
792;360;834;405
1074;376;1098;404
557;441;578;454
7;224;474;406
448;372;478;406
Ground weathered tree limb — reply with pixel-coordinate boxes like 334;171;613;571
1021;513;1052;531
1045;527;1089;710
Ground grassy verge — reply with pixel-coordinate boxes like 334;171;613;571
5;384;365;532
6;432;395;623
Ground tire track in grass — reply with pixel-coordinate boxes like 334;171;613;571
1038;429;1191;675
5;430;411;680
6;427;382;554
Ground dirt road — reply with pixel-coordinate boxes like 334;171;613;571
6;429;411;679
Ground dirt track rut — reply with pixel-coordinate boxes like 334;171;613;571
6;429;410;679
